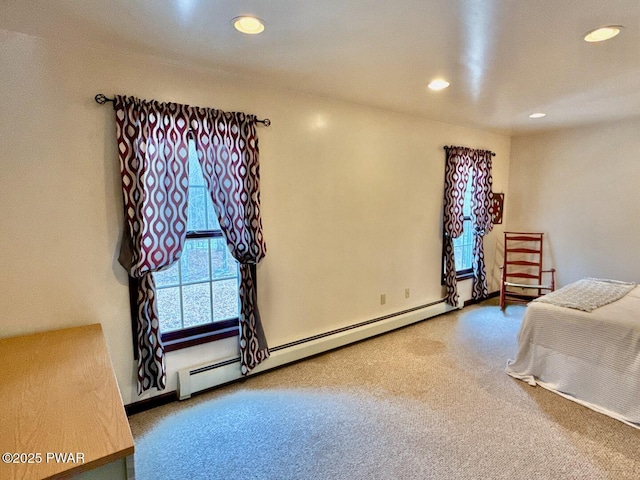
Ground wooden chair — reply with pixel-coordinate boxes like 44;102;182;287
500;232;555;310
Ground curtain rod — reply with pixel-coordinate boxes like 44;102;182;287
443;145;495;156
94;94;271;126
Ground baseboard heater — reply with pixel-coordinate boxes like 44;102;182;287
177;297;455;400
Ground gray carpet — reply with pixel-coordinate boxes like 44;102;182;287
128;300;640;479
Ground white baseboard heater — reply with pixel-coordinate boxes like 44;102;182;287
177;297;455;400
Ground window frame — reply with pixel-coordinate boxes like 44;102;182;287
454;215;474;280
128;140;241;355
441;172;475;283
441;224;474;285
158;230;240;352
128;275;239;356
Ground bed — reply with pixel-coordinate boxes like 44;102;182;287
505;278;640;429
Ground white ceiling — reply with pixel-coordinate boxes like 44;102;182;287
2;0;639;135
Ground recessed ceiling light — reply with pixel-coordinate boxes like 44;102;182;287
584;25;623;42
428;79;450;91
232;16;265;35
529;112;546;119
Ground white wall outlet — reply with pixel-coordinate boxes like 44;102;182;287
380;294;386;305
405;288;410;299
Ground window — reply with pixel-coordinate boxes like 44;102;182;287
453;171;474;277
443;171;475;280
152;140;240;351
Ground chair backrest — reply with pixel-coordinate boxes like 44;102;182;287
502;232;544;286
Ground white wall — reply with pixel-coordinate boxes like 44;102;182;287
507;118;640;287
0;29;510;404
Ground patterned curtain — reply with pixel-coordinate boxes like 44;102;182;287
470;151;494;300
442;146;473;306
115;96;191;394
190;108;270;375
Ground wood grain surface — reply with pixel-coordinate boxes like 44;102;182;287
0;324;134;480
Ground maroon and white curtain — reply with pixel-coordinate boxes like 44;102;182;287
443;146;473;306
115;96;191;393
190;108;269;374
442;146;494;306
115;96;269;394
470;150;494;300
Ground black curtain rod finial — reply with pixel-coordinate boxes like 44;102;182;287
95;93;114;105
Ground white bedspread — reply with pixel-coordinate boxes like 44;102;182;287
506;284;640;429
533;278;636;312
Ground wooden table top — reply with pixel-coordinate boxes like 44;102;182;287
0;324;134;480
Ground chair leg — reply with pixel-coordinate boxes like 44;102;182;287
499;266;506;310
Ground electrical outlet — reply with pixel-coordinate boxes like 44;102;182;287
380;294;386;305
405;288;410;299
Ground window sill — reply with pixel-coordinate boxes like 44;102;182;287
456;271;474;281
162;320;239;353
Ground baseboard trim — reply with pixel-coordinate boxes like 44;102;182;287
127;299;461;411
463;291;499;308
178;298;456;400
125;391;177;416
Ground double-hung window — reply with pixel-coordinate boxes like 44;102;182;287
152;140;240;351
452;170;474;278
443;170;475;280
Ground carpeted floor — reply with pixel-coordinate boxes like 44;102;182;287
128;300;640;479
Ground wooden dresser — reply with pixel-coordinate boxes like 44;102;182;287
0;324;134;480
